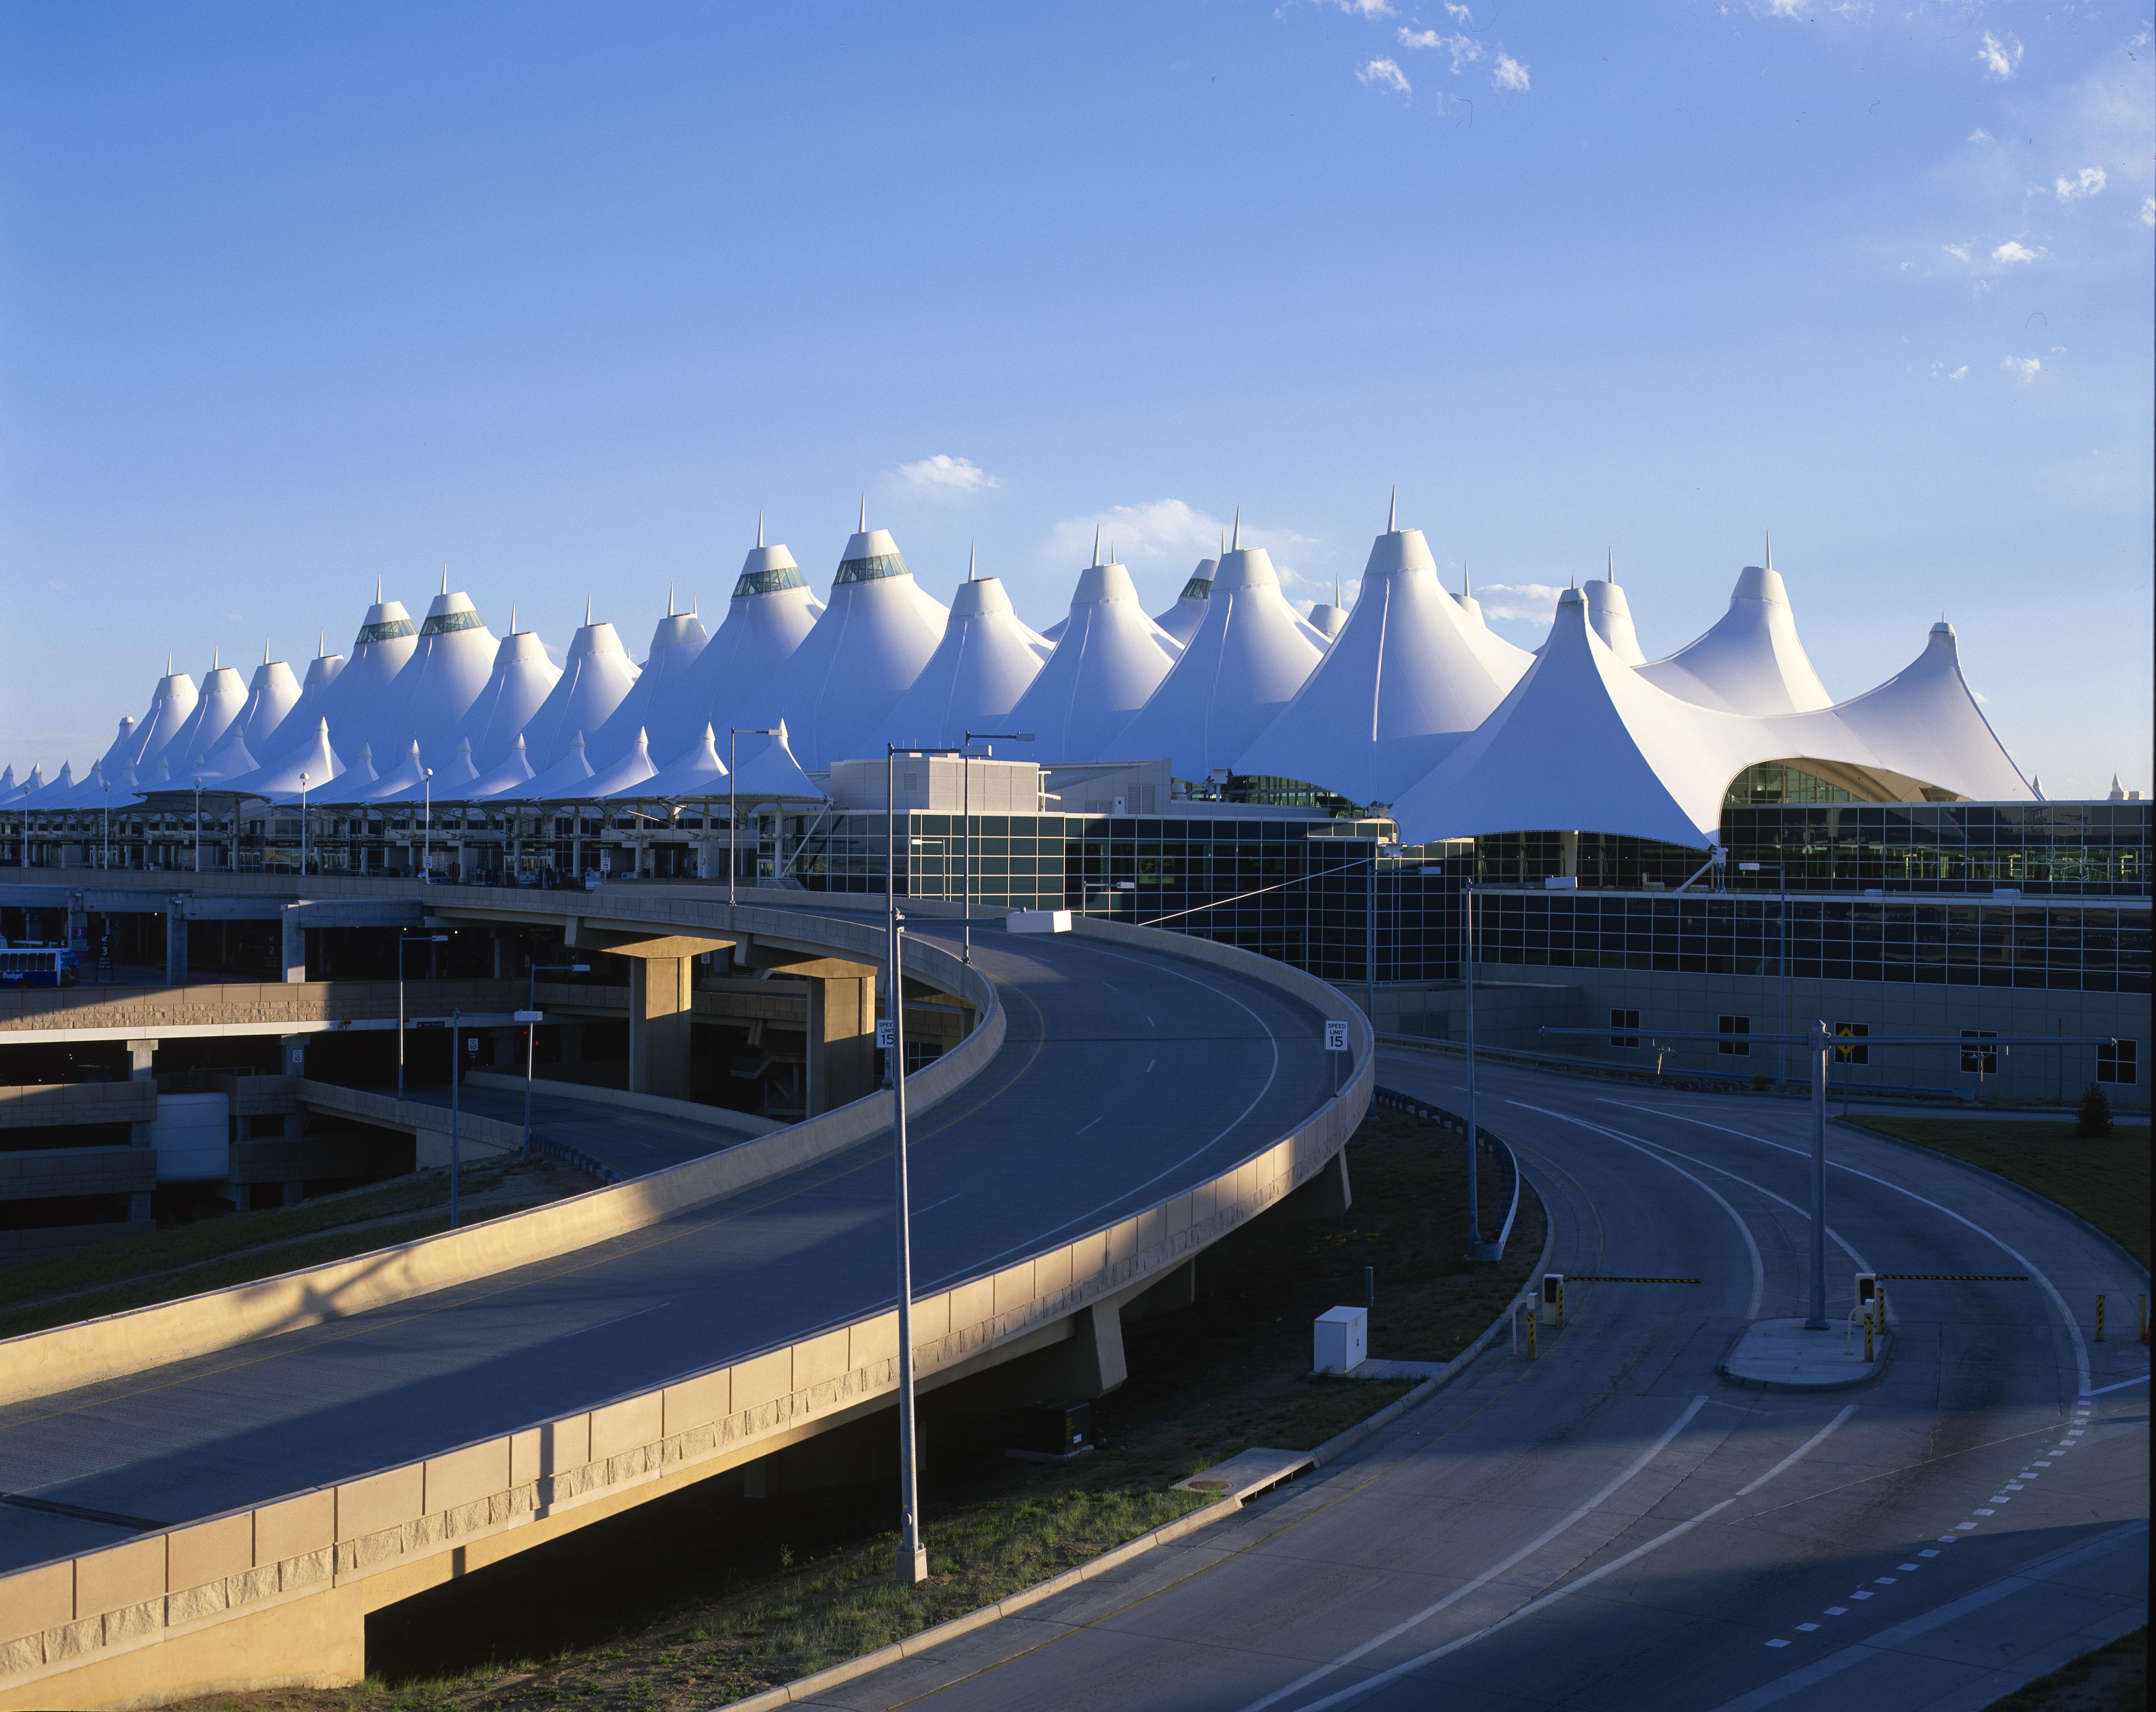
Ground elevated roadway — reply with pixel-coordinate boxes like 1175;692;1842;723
0;886;1363;1707
814;1046;2149;1712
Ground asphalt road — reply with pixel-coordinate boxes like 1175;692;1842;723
0;913;1336;1575
811;1046;2150;1712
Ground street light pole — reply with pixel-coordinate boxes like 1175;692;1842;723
1806;1019;1828;1327
449;1007;463;1228
193;777;203;873
522;961;589;1157
889;908;927;1584
397;931;447;1103
299;773;310;876
959;732;1032;963
1463;878;1484;1255
730;728;777;907
422;768;435;880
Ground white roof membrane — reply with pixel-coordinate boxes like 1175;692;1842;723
1639;564;1833;714
1238;527;1534;806
1106;546;1324;778
120;669;199;774
164;664;250;780
313;596;417;757
355;588;500;766
592;607;711;764
866;575;1052;753
521;617;639;773
1005;560;1184;765
1831;621;2034;803
451;630;562;770
659;541;825;753
238;657;303;757
1152;560;1216;646
1582;578;1645;665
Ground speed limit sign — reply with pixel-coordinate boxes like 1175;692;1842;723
1324;1019;1349;1052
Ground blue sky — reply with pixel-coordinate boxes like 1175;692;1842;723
3;1;2150;797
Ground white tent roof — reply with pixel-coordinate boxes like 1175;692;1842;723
93;714;138;778
1392;587;1884;847
1237;526;1535;806
583;728;658;798
1305;599;1348;641
727;719;823;800
514;731;598;802
657;538;825;751
1582;576;1645;665
466;731;538;800
256;642;347;763
1006;558;1185;764
591;603;710;764
23;762;72;810
312;592;417;754
521;611;639;772
3;765;44;808
451;629;562;770
1638;561;1832;714
1152;559;1216;646
631;723;728;799
339;739;430;805
1831;621;2034;802
32;760;88;811
1107;544;1325;778
240;719;349;803
373;736;481;805
119;666;199;774
192;724;259;786
237;652;303;757
865;570;1052;753
756;525;949;770
45;757;140;812
355;584;500;764
163;661;250;780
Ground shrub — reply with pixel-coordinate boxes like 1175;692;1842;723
2076;1083;2113;1138
1750;1073;1773;1093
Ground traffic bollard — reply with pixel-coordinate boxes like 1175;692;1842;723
2095;1294;2106;1343
1863;1308;1874;1363
1527;1303;1538;1360
1557;1278;1567;1328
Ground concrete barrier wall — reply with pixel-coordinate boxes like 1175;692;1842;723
0;927;1001;1411
0;1081;157;1127
0;934;1366;1706
458;1072;784;1138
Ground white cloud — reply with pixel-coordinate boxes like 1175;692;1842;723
1491;52;1530;91
1445;2;1472;17
1930;360;1969;380
1943;242;1972;262
1044;501;1314;576
1990;240;2042;263
1764;0;1806;15
1967;128;1992;143
2054;166;2106;201
1976;31;2021;78
896;454;999;493
45;578;73;595
1358;57;1412;96
1325;0;1395;15
1472;582;1565;623
2142;196;2155;228
2001;355;2041;382
1398;27;1483;72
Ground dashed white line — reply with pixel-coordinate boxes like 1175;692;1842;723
564;1302;670;1338
1075;1116;1105;1135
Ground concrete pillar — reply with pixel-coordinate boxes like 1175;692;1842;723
66;892;86;959
1287;1147;1353;1218
280;906;306;983
627;955;694;1100
806;972;878;1115
164;901;188;985
127;1037;158;1221
279;1032;308;1080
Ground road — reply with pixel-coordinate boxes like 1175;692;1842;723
0;913;1335;1577
809;1045;2150;1712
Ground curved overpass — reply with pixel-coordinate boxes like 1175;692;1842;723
0;882;1368;1710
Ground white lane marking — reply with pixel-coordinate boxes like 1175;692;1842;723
941;943;1284;1282
1510;1103;1768;1319
1146;1016;1155;1027
913;1193;962;1216
1702;1520;2151;1712
1825;1605;1848;1615
1146;1059;1155;1072
1284;1492;1739;1712
564;1302;670;1338
1075;1116;1105;1135
1602;1098;2090;1396
1233;1397;1711;1712
1797;1622;1820;1631
2083;1374;2149;1396
1765;1638;1789;1648
1737;1405;1858;1497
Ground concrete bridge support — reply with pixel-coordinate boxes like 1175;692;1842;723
626;954;695;1101
732;946;881;1117
164;905;187;986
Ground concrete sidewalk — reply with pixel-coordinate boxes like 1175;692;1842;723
1721;1316;1891;1391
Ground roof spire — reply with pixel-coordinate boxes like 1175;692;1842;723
1092;523;1101;567
585;596;593;626
858;493;866;531
668;582;676;617
1231;507;1241;551
263;638;269;665
1764;531;1773;572
317;630;325;658
375;575;382;602
511;603;518;633
757;509;765;548
1335;576;1342;607
1387;486;1397;532
440;564;448;596
1462;561;1471;597
1607;544;1615;584
213;644;220;669
968;542;977;580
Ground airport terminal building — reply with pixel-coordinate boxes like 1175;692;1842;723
5;515;2148;1113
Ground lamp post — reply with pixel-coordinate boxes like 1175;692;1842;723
449;1007;463;1228
396;931;448;1102
1364;815;1396;1029
422;768;435;881
299;773;310;876
729;728;777;906
1462;877;1486;1257
1739;860;1790;1091
100;778;109;871
193;776;204;873
959;731;1033;963
521;961;589;1157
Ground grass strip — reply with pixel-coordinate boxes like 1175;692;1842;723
1843;1116;2151;1268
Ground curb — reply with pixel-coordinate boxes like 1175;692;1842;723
1831;1116;2152;1288
724;1176;1555;1710
1718;1331;1895;1393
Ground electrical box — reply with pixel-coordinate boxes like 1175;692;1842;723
1854;1273;1878;1308
1314;1305;1368;1375
1542;1273;1565;1308
1018;1400;1093;1458
1006;909;1073;934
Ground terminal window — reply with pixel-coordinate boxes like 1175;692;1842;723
2097;1039;2137;1085
1961;1030;1999;1074
1718;1015;1750;1056
1609;1008;1640;1048
1834;1022;1870;1065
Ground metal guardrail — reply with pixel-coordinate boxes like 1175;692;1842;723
529;1134;620;1185
1372;1084;1522;1258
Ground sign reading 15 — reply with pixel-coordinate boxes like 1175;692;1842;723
1324;1020;1349;1052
